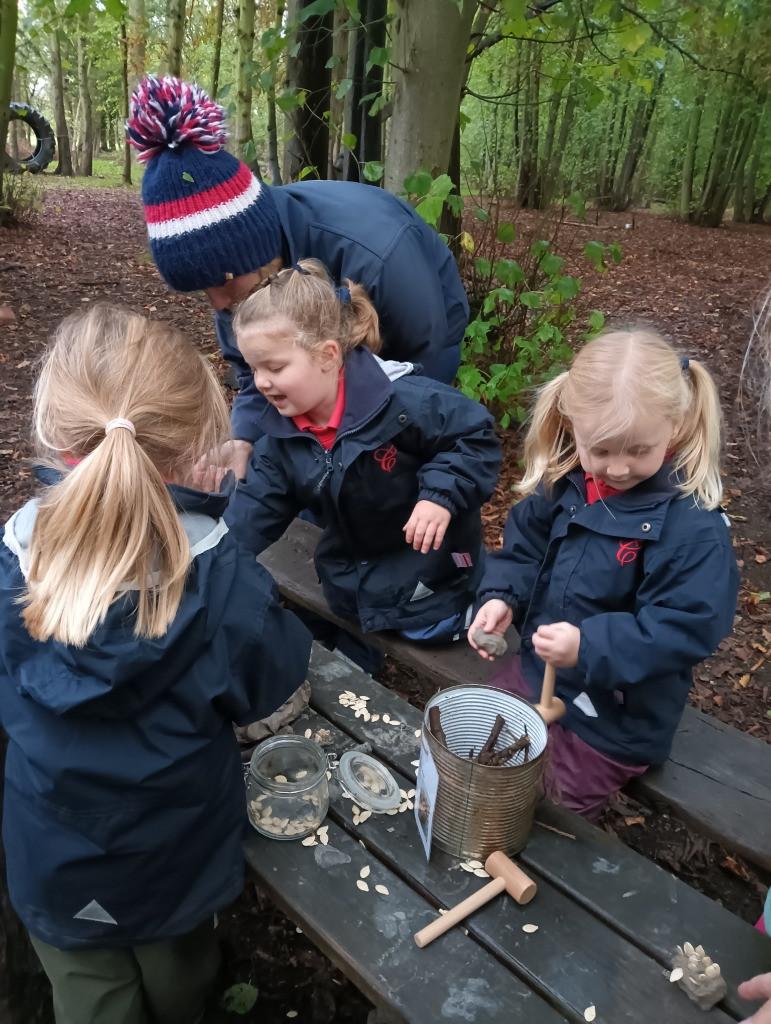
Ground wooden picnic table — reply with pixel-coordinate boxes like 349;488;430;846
243;643;770;1024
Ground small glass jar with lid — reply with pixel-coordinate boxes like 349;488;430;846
246;734;329;840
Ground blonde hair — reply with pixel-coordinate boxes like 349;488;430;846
519;330;724;508
233;258;381;358
23;305;231;647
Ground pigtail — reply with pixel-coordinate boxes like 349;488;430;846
344;280;381;355
517;371;578;495
670;359;723;509
23;432;189;646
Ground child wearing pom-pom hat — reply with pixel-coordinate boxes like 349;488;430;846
128;76;469;480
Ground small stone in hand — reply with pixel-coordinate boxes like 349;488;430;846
472;629;508;658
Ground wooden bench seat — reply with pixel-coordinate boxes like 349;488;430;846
258;518;771;872
243;644;771;1024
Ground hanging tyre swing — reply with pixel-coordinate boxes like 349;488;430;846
4;103;56;174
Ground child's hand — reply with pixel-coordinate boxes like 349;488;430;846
468;601;513;660
403;500;452;553
191;439;253;490
533;622;581;668
739;973;771;1023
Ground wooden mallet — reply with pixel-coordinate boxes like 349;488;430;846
414;851;537;948
534;663;565;725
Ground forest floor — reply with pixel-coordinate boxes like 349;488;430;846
0;177;769;1023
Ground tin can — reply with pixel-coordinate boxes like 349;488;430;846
421;685;548;860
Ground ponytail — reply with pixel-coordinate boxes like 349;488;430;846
23;430;189;646
517;372;577;495
344;280;381;354
22;305;231;647
670;359;723;509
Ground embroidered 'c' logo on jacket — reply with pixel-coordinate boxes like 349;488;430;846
374;445;397;472
617;539;641;565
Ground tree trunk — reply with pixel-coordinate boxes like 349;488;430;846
121;18;132;184
679;89;704;221
51;27;73;175
235;0;258;170
384;0;477;194
209;0;224;99
282;0;333;181
75;18;93;176
126;0;147;94
163;0;185;77
609;75;662;212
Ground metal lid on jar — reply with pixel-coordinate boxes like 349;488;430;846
338;751;402;812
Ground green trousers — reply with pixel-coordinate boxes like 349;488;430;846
30;918;220;1024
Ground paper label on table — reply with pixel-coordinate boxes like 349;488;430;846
415;737;439;861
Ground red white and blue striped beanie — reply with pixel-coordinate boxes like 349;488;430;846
127;75;282;293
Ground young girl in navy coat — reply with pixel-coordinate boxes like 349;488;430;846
469;329;739;820
225;260;501;645
0;306;311;1024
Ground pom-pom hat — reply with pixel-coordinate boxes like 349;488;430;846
127;75;283;292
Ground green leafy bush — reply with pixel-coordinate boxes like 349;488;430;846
1;170;44;226
402;172;619;428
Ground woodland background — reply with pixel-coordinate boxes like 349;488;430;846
0;0;770;1021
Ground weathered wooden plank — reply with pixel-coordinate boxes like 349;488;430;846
631;712;771;872
264;522;771;870
295;702;737;1024
307;644;769;1020
243;818;565;1024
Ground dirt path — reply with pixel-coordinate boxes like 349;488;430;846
0;187;769;1023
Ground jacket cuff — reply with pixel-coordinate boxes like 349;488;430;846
418;489;458;517
478;590;517;612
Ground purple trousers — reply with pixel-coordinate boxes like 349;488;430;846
490;655;649;821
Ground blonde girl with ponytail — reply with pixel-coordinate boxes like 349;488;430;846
468;329;739;821
226;259;501;662
0;305;311;1024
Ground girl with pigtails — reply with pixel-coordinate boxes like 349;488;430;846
469;330;739;821
225;259;501;648
0;305;311;1024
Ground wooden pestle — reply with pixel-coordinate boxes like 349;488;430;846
414;851;537;948
534;663;565;725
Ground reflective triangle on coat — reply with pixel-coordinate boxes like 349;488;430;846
73;899;118;925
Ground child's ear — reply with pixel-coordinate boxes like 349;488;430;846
318;339;342;372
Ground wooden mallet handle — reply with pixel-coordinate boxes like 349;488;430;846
414;853;536;948
535;663;566;725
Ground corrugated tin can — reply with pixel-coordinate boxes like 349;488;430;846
421;685;548;860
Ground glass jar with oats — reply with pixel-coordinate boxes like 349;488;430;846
246;735;329;840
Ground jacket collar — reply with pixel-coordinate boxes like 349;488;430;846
256;346;392;440
562;462;683;541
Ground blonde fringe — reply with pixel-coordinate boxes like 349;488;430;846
517;331;724;509
22;305;231;647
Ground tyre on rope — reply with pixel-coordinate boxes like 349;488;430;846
4;103;56;174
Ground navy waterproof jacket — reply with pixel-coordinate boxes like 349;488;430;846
225;347;501;633
0;485;312;950
216;180;470;442
479;466;739;765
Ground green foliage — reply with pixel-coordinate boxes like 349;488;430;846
456;197;620;426
1;170;44;225
221;982;259;1014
